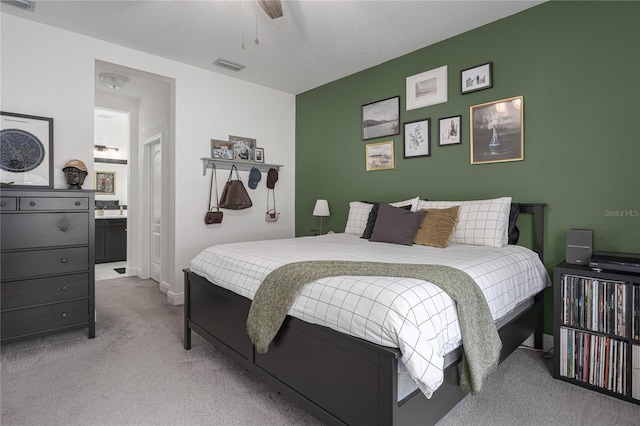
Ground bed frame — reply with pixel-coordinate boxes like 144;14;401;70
184;203;547;425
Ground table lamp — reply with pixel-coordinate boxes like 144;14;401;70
312;199;330;235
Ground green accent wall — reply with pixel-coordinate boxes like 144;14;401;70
295;1;640;334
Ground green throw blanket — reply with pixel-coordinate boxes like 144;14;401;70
246;260;502;394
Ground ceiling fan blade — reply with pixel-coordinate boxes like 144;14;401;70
258;0;283;19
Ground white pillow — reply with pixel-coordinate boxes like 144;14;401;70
344;197;419;236
416;197;512;247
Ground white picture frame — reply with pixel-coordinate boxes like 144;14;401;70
405;65;448;111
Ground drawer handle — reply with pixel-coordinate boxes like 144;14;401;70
0;202;5;207
61;226;68;232
60;285;68;291
60;258;68;264
29;201;36;206
75;201;81;206
61;312;68;318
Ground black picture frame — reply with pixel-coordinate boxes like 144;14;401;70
460;62;493;95
362;96;400;141
254;147;264;163
438;115;462;146
403;118;431;158
0;111;54;189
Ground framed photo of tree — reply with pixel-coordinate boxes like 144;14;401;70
403;118;430;158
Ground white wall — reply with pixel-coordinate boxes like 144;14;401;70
1;13;296;303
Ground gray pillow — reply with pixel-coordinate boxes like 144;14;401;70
361;202;412;239
369;203;427;246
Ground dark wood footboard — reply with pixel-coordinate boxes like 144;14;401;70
184;269;544;426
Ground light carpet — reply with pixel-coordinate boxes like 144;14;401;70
1;276;638;425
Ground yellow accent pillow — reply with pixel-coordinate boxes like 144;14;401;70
413;206;460;248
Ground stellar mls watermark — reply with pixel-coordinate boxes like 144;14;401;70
603;209;639;217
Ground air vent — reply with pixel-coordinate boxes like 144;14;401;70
212;58;246;72
1;0;34;11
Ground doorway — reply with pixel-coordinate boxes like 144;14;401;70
94;107;130;281
94;59;174;301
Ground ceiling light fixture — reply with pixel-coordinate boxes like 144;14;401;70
1;0;34;11
99;73;129;90
212;58;246;72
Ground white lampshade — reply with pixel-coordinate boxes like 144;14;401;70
312;199;330;217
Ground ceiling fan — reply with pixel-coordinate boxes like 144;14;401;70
257;0;283;19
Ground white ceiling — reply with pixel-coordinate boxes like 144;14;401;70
2;0;545;95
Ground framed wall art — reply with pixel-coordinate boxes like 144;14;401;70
95;171;116;194
254;147;264;163
0;111;54;188
461;62;493;94
438;115;462;146
229;135;256;161
211;139;234;159
405;65;448;110
403;118;430;158
470;96;524;165
362;96;400;140
365;140;394;171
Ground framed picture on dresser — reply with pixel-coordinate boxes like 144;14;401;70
0;111;54;188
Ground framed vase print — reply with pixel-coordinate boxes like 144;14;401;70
470;96;524;164
0;111;54;188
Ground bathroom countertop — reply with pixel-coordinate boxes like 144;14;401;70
95;211;127;219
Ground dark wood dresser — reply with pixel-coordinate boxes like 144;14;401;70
1;189;95;344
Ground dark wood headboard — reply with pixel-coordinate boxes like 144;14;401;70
518;203;546;261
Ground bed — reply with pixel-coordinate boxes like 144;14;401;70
184;198;549;425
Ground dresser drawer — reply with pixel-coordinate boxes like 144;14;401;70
19;196;89;211
0;196;17;211
1;247;89;280
1;212;89;250
1;300;89;341
1;273;88;310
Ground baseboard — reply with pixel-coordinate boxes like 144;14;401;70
159;280;170;294
521;333;553;352
167;290;184;306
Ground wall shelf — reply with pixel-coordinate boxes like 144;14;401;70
201;157;283;175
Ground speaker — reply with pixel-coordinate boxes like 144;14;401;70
566;229;593;265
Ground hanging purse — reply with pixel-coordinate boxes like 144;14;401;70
205;164;223;224
265;167;279;222
219;165;253;210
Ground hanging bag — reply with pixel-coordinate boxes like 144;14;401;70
205;164;223;224
219;165;253;210
265;167;280;222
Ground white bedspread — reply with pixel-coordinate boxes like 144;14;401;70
189;233;550;398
